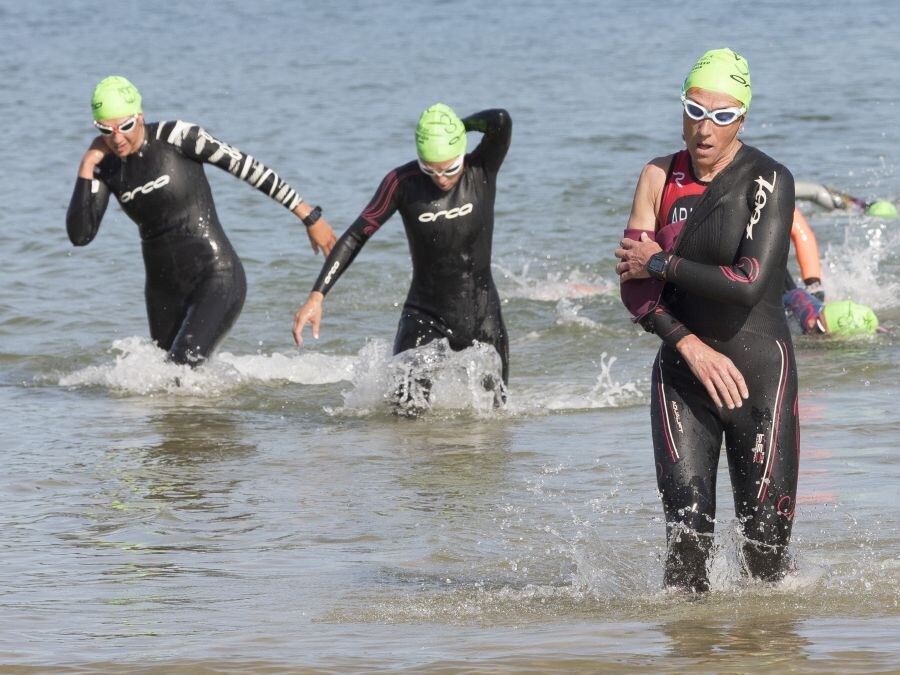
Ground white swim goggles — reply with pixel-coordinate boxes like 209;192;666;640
680;96;745;126
418;155;464;177
94;114;139;136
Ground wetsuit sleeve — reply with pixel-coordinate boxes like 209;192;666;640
463;109;512;173
620;228;693;347
639;306;691;347
158;120;303;211
66;177;111;246
311;169;404;295
666;169;795;307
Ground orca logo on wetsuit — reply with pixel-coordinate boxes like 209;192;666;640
745;171;777;240
121;174;171;203
323;260;341;285
417;203;474;223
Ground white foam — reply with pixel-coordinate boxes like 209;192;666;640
821;222;900;310
511;353;645;412
58;336;355;396
494;262;614;302
331;338;506;417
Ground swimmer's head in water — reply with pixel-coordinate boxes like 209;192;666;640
821;300;879;335
91;76;142;121
866;200;898;219
415;103;467;163
682;48;752;111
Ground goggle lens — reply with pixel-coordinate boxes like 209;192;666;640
418;155;464;177
681;97;744;126
94;115;138;136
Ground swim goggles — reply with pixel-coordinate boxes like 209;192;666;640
418;155;464;177
93;115;139;136
680;96;745;126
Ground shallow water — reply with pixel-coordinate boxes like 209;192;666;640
2;0;900;671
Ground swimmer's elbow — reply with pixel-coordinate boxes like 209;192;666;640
66;215;98;246
731;283;766;308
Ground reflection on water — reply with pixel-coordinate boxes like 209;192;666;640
659;611;811;668
69;404;258;588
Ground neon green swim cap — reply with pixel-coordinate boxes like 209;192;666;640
682;48;752;111
866;200;898;218
91;76;142;121
821;300;879;335
415;103;467;163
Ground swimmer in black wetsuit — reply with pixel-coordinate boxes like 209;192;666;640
615;49;799;592
292;104;511;400
67;76;337;366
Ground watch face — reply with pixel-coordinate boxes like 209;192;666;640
649;253;666;276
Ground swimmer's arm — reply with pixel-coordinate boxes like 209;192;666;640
295;168;404;345
293;217;371;346
162;121;337;254
463;109;512;173
67;140;111;245
625;157;668;233
615;157;669;280
665;169;795;307
161;120;306;211
618;157;688;342
790;209;823;287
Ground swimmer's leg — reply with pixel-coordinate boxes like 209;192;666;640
167;265;247;367
652;352;723;592
476;312;509;407
146;283;185;355
725;340;799;582
391;313;446;413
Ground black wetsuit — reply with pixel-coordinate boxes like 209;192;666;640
67;121;304;365
637;146;799;591
312;109;512;384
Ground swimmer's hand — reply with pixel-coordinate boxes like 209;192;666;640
676;335;749;410
306;218;337;256
293;291;324;346
78;137;110;179
615;232;662;281
293;204;337;256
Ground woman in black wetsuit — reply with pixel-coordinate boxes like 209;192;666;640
292;103;511;397
614;49;798;591
67;76;337;366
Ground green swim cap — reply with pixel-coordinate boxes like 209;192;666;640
415;103;467;163
821;300;879;335
866;200;898;218
91;76;142;121
682;48;752;111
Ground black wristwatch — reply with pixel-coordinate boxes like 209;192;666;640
647;252;671;280
302;205;323;227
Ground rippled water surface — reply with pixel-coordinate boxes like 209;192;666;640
2;0;899;671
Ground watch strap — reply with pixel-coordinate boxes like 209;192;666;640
302;205;322;227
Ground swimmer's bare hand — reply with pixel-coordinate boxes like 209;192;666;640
676;335;749;410
615;233;662;281
293;291;324;346
307;219;337;256
78;138;111;179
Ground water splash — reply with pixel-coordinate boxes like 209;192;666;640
332;338;505;418
512;353;645;412
821;221;900;310
57;336;355;396
494;262;614;302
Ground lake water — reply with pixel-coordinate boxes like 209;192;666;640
2;0;899;671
